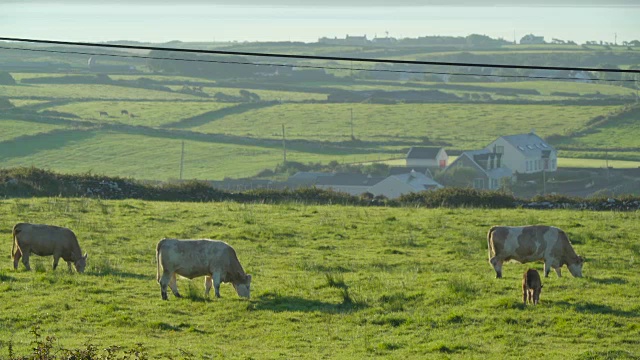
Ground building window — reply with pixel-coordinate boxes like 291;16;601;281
473;178;484;189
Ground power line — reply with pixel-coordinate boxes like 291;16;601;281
0;45;637;84
1;36;639;75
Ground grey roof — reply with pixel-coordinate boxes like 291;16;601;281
287;172;334;184
389;166;431;176
487;167;513;179
316;173;384;186
498;133;556;154
390;172;442;189
406;146;443;159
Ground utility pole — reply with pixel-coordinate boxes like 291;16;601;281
282;124;287;163
179;140;185;181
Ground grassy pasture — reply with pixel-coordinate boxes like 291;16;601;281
0;131;383;180
168;86;329;102
0;119;67;143
553;108;640;152
0;84;202;100
7;99;50;108
462;81;638;97
0;198;638;358
47;101;237;127
194;103;622;148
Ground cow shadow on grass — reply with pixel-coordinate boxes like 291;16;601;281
587;276;627;285
248;292;368;313
552;300;639;318
85;269;154;281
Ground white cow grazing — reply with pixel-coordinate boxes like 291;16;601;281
12;223;88;273
156;238;252;300
487;225;584;278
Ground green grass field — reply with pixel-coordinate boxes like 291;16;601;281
0;120;66;142
0;198;638;358
0;84;202;100
48;101;237;127
194;103;622;148
2;69;639;180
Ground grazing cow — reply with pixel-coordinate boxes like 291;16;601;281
120;109;129;116
99;111;108;117
12;223;88;273
487;225;584;278
522;268;543;305
156;239;251;300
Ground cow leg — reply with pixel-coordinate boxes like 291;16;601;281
52;255;60;270
544;263;551;278
159;271;172;300
528;290;533;305
13;248;22;270
554;267;562;277
213;272;222;298
169;273;181;298
21;251;31;271
490;257;503;278
67;261;73;272
204;276;213;297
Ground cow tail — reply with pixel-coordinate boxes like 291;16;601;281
156;239;164;283
487;226;496;259
11;224;20;258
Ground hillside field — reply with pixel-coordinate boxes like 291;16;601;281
1;66;639;180
0;198;638;358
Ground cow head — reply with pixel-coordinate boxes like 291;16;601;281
567;255;584;278
75;253;88;273
232;274;252;298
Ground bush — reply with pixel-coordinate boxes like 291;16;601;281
0;71;16;85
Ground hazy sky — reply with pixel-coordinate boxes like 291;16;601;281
1;2;638;43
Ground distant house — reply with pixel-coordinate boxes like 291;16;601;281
318;35;369;46
372;36;397;45
484;131;557;174
345;35;369;46
368;171;442;199
406;147;448;169
314;173;384;196
520;34;545;45
520;34;545;44
287;172;335;186
444;150;513;190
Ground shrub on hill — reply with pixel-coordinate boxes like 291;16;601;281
0;98;15;110
0;71;16;85
1;167;638;210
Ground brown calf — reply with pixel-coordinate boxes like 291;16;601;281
522;268;543;305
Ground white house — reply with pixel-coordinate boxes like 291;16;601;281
406;147;448;169
368;171;442;199
520;34;545;45
484;131;557;174
444;150;513;190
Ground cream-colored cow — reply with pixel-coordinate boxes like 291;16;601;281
12;223;88;273
488;225;583;278
156;239;251;300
